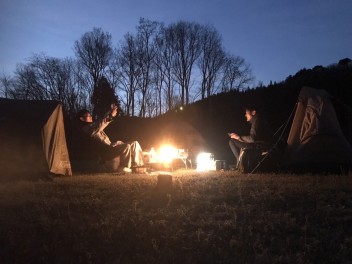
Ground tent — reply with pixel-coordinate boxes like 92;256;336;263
0;98;72;180
282;86;352;172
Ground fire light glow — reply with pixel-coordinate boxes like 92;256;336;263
158;145;178;163
148;146;214;172
196;152;215;171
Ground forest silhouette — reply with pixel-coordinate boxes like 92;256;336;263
84;60;352;166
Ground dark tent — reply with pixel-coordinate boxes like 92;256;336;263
0;99;72;180
282;87;352;172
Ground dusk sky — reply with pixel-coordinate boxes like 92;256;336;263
1;0;351;85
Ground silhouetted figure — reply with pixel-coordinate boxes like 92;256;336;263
228;106;272;169
76;104;144;173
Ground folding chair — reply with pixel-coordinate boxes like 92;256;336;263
237;141;273;173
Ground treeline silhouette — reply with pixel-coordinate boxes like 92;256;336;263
94;59;352;164
0;20;253;119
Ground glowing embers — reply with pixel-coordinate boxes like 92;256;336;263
196;152;216;171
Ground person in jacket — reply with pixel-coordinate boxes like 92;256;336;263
228;106;272;168
76;104;144;173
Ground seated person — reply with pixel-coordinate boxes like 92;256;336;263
76;104;144;173
228;106;272;168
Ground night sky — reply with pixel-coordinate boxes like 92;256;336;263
1;0;351;85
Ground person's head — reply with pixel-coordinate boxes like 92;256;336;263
76;109;93;123
244;107;257;122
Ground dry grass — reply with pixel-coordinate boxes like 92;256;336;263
1;170;352;264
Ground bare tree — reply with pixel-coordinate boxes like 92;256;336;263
198;25;226;99
74;27;113;102
3;21;254;118
12;63;44;100
5;54;86;116
135;18;161;117
152;58;165;116
30;54;87;116
29;54;66;101
154;25;177;113
167;21;202;106
116;33;139;116
72;60;92;110
105;48;122;99
65;58;94;117
144;88;158;117
220;54;254;92
0;74;15;98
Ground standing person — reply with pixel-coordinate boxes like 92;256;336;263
228;106;272;168
76;104;144;173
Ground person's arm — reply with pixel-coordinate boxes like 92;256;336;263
82;109;116;145
229;132;253;142
239;128;255;143
229;132;240;140
82;114;112;137
84;105;118;135
238;134;254;143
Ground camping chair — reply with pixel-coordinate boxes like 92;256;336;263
237;141;273;173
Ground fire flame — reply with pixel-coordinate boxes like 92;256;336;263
157;145;179;163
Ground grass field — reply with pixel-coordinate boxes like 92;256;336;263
1;170;352;264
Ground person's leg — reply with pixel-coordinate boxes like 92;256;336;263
229;139;240;162
108;143;132;168
114;144;132;168
129;141;144;167
229;139;253;166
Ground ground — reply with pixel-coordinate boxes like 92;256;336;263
1;170;352;263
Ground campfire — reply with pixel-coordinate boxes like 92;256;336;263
144;145;217;172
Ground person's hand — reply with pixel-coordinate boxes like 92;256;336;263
111;140;124;147
110;104;118;117
229;133;240;140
